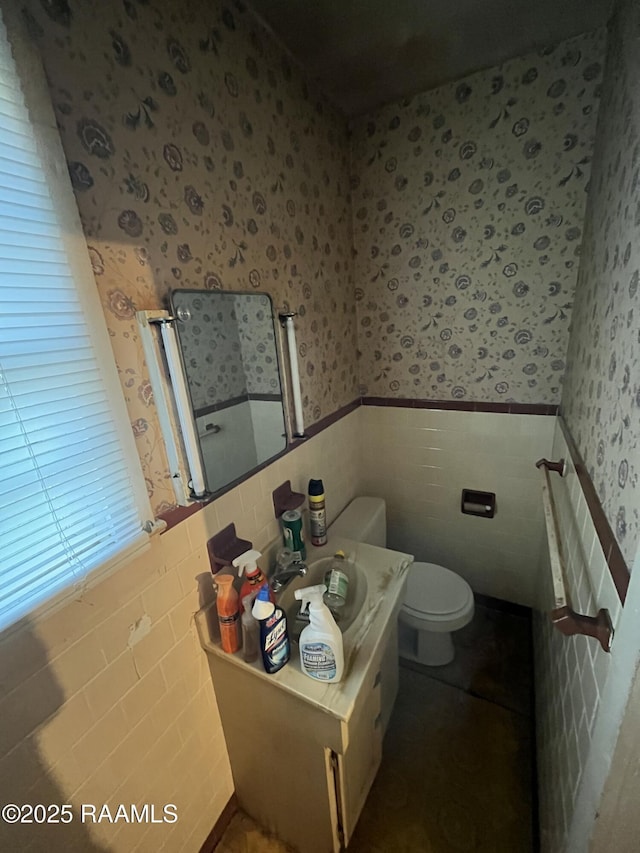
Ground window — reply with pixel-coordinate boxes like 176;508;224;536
0;11;153;631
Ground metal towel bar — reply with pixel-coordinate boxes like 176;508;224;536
536;458;613;653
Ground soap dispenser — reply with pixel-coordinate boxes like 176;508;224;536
294;584;344;683
233;548;274;610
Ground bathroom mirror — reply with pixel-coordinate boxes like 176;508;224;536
169;289;287;494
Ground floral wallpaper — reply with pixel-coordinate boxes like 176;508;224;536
562;0;640;568
234;293;281;395
171;290;246;411
170;290;281;412
23;0;359;515
350;31;604;404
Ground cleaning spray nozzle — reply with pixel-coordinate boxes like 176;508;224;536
294;583;327;610
232;548;262;577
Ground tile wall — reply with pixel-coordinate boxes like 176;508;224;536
10;0;636;848
1;400;624;853
534;2;640;847
534;419;621;853
359;404;555;606
0;409;363;853
561;0;640;569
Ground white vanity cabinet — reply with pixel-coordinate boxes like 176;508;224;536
195;538;411;853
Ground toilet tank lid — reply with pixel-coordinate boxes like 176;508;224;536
404;562;473;616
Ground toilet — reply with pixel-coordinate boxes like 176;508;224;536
330;496;474;666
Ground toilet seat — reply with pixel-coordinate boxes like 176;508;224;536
400;562;474;633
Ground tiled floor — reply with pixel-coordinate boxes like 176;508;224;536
216;601;535;852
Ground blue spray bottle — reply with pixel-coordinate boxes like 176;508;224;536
251;584;290;674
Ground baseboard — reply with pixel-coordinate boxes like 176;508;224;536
199;794;238;852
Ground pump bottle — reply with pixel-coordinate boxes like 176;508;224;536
294;583;344;683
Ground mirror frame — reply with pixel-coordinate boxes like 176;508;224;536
168;288;292;498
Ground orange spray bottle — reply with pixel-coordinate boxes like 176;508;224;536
233;549;275;610
213;573;240;653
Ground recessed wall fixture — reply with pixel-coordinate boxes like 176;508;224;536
279;311;306;438
136;310;207;502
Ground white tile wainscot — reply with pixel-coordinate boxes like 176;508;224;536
0;407;363;853
533;420;622;853
360;405;555;607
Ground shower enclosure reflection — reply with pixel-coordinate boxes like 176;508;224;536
169;289;287;494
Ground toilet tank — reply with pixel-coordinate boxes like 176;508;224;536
329;497;387;548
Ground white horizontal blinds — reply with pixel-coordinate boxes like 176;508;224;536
0;17;146;630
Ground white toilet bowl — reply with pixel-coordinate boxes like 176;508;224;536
329;497;475;667
399;562;474;666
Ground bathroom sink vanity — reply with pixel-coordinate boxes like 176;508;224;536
195;536;412;853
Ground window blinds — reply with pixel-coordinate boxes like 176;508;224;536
0;14;150;631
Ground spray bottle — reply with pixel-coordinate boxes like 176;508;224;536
213;573;240;654
294;584;344;683
233;548;274;611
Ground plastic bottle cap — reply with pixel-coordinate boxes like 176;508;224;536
252;583;275;620
232;548;262;577
308;479;324;496
257;584;270;601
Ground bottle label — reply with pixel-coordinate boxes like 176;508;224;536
218;610;240;653
264;617;286;651
309;508;327;544
309;508;326;528
267;637;290;668
324;569;348;605
301;642;337;680
282;512;306;560
262;611;290;671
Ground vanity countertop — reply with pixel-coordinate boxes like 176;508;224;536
195;535;413;724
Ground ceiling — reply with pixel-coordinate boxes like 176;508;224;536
247;0;613;116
